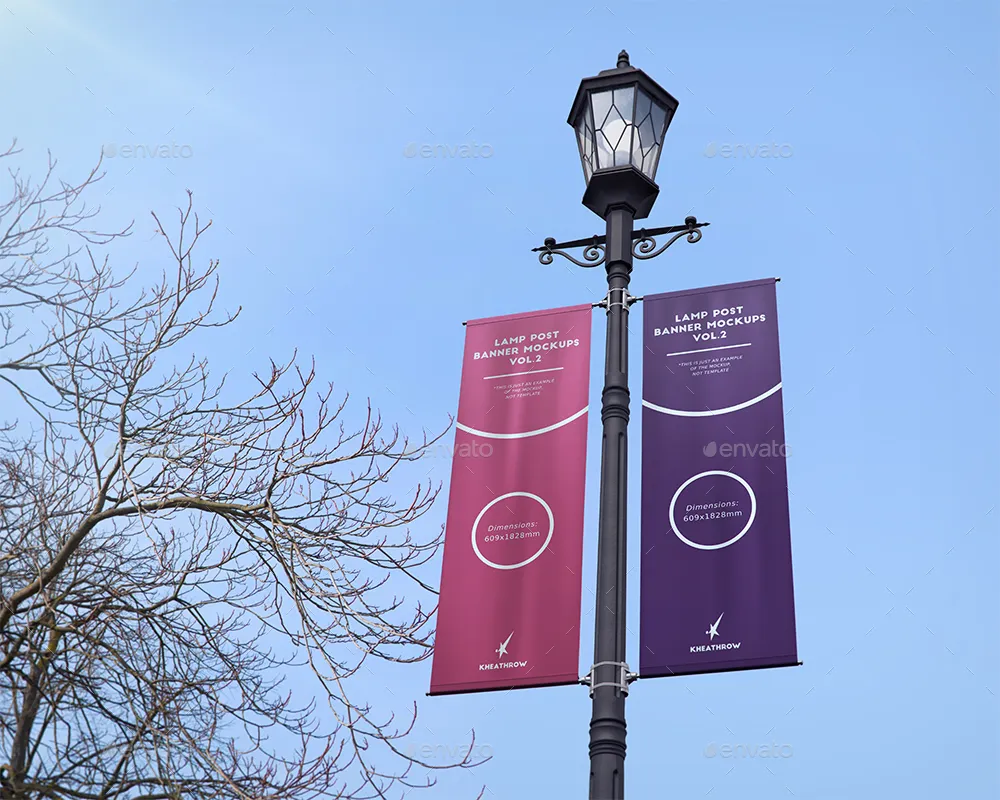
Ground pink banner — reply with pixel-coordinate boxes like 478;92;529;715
429;304;592;695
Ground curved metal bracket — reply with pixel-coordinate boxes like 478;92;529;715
633;223;703;261
537;236;606;268
535;216;708;268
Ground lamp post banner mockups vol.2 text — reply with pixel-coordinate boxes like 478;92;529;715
639;279;798;678
429;304;591;695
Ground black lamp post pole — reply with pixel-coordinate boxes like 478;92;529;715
589;204;634;800
535;48;707;800
537;212;707;800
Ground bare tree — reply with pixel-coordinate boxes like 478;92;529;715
0;142;481;799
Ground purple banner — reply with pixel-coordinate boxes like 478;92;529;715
639;278;798;678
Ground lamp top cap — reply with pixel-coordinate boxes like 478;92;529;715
597;49;639;77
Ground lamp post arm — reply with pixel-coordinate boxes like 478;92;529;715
534;217;708;267
633;225;703;260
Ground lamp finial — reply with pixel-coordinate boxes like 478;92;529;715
617;50;630;68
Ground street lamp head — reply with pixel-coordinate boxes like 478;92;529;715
568;50;679;220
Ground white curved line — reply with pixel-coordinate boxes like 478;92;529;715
456;406;589;439
642;383;782;417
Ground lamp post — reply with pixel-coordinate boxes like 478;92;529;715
534;50;708;800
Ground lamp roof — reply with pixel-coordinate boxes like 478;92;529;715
567;51;679;127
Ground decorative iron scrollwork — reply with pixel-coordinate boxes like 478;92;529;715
537;236;606;268
633;219;703;261
536;216;707;268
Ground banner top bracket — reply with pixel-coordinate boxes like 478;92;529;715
594;289;643;311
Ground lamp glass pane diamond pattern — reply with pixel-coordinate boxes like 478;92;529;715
631;88;668;178
575;83;673;185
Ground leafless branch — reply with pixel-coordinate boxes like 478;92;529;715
0;150;473;800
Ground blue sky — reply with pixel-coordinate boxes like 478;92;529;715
3;1;998;797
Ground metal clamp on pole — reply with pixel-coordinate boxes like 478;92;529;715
594;288;642;311
582;661;638;698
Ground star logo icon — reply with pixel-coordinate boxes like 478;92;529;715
496;631;513;659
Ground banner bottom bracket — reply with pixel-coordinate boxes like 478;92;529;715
582;661;638;697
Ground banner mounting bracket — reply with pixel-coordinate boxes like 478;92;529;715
582;660;637;697
594;289;643;310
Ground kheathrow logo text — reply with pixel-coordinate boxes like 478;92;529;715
479;631;528;671
479;661;528;671
690;642;742;653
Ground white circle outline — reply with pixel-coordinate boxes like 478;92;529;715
668;470;757;550
471;491;554;570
